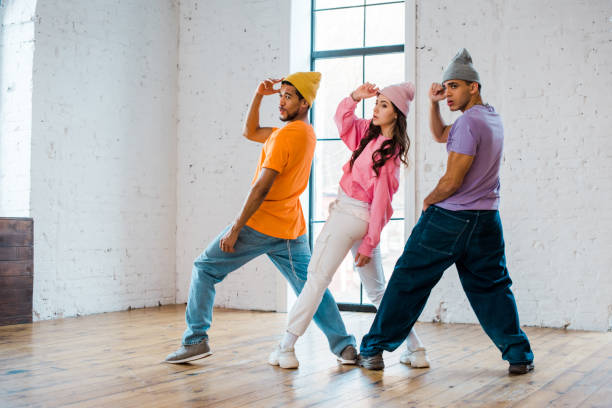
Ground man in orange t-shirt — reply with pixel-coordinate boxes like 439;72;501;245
165;73;357;365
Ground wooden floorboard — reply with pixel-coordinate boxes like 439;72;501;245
0;305;610;407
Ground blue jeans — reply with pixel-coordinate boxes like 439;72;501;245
360;205;534;365
182;225;356;356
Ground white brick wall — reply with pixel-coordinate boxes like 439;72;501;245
175;0;291;310
29;0;179;319
413;0;612;331
0;0;36;216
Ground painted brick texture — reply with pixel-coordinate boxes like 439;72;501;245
29;0;179;319
175;0;291;310
414;0;612;331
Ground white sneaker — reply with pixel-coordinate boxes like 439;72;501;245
400;347;430;368
268;345;299;369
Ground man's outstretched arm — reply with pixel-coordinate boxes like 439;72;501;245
219;168;278;252
423;152;474;211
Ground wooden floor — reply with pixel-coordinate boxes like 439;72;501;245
0;305;610;407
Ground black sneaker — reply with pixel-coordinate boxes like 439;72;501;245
358;353;384;370
509;362;534;374
164;338;212;364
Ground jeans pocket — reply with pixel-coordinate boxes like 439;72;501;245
418;207;469;255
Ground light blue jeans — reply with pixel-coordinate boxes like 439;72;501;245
182;225;356;356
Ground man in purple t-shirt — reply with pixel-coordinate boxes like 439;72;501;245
359;49;534;375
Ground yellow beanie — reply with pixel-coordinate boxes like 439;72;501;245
284;71;322;106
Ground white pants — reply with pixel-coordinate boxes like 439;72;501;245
287;190;386;336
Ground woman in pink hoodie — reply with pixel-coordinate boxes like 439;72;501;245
269;82;429;369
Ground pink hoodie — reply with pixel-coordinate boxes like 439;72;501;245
334;96;400;257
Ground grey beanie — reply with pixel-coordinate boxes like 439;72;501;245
442;48;480;84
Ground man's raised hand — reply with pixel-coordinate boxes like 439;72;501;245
429;82;447;103
257;78;282;96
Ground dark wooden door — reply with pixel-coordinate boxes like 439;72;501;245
0;217;33;325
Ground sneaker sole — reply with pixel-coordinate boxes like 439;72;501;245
269;360;299;369
359;362;384;370
400;358;430;368
509;363;534;375
269;355;299;369
358;358;384;370
337;357;357;365
164;351;212;364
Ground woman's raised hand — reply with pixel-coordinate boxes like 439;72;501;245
350;82;379;102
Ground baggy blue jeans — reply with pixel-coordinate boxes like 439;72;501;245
360;205;534;365
182;225;356;356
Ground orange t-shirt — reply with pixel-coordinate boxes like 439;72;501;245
246;120;316;239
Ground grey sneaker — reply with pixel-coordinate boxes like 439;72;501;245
337;345;357;365
509;362;534;375
164;339;212;364
358;353;384;370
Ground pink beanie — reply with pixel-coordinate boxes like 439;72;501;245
379;82;415;117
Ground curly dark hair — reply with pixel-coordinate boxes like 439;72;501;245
349;105;410;176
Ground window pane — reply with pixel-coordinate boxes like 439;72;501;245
363;52;405;86
363;52;405;119
366;0;403;4
312;140;351;221
378;219;405;281
316;0;364;9
313;56;364;142
365;3;405;47
314;8;364;51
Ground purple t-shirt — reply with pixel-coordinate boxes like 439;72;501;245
437;104;503;211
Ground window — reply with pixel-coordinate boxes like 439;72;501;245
309;0;406;311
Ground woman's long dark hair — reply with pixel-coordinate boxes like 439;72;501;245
349;105;410;176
